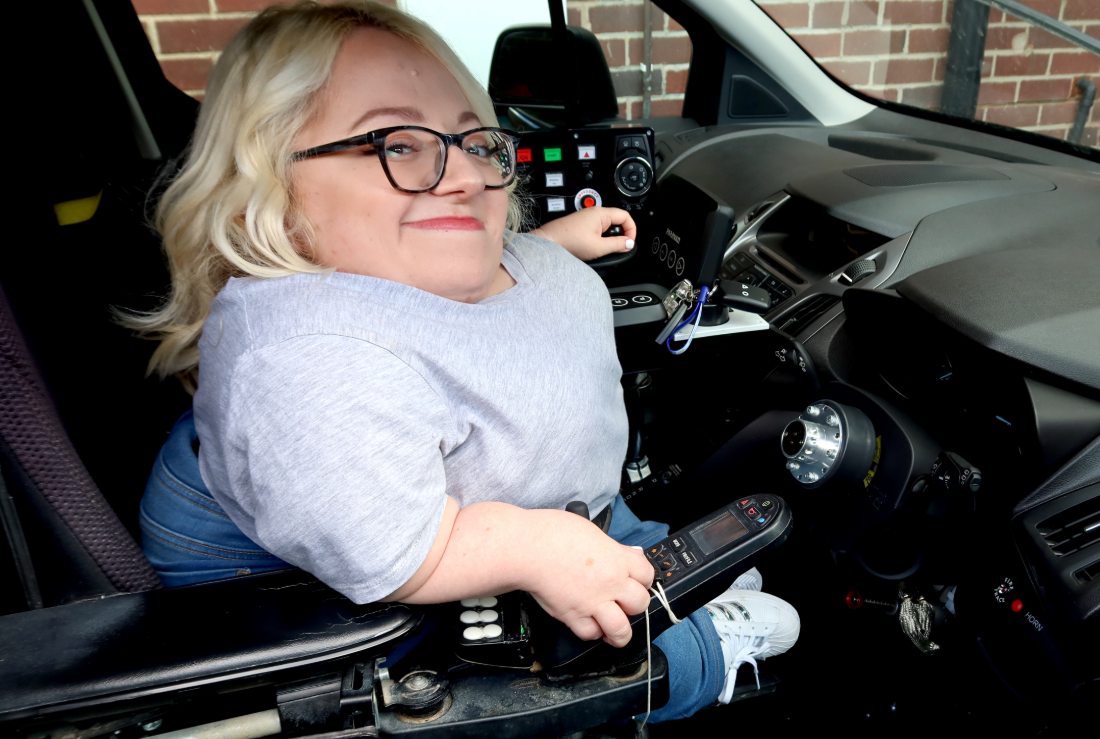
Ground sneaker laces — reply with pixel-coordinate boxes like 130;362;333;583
707;606;773;702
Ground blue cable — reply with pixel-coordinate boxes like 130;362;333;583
666;285;709;356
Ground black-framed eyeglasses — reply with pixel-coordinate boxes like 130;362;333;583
291;126;521;193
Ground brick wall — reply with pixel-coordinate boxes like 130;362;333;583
758;0;1099;146
132;0;689;116
133;0;1097;146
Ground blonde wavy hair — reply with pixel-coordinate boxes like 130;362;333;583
125;0;523;393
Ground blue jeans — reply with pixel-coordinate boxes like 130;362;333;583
141;412;723;721
139;409;290;587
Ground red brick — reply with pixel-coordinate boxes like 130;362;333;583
1018;77;1074;101
901;84;943;108
214;0;273;10
132;0;207;13
909;27;950;52
977;80;1018;104
668;16;685;32
602;38;625;68
993;52;1050;76
874;57;935;84
1087;25;1100;41
849;1;883;25
793;32;842;56
159;57;214;90
617;100;629;120
652;36;692;64
879;88;901;102
983;103;1040;127
1064;0;1100;21
1050;53;1100;75
1017;0;1065;18
760;3;810;28
568;7;580;26
157;18;250;53
1029;28;1077;50
650;98;684;117
823;60;873;85
984;26;1028;50
590;4;644;34
844;29;906;55
665;69;689;94
812;2;846;27
628;101;641;120
1040;101;1083;125
883;1;944;25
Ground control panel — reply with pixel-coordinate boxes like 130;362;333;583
517;127;655;227
721;250;794;309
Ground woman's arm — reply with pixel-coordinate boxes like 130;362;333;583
531;207;637;262
384;497;654;647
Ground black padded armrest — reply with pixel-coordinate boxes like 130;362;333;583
0;570;420;721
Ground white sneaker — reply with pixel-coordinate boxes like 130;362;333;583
731;566;763;591
704;590;800;703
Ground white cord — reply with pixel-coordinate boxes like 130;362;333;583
639;581;683;729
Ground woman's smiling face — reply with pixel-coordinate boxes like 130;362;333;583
292;28;513;302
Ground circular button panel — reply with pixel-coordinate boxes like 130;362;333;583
614;157;653;197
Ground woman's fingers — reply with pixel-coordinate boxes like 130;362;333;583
568;615;604;642
626;546;656;588
592;601;634;647
618;578;653;616
601;207;638;241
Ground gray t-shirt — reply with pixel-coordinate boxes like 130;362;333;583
193;233;628;604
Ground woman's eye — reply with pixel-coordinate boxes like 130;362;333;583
465;144;490;157
384;139;420;158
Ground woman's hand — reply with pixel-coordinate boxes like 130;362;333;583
525;510;655;647
531;207;637;262
391;502;654;647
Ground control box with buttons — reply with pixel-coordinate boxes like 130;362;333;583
517;127;655;228
531;494;792;670
453;592;534;668
720;250;793;310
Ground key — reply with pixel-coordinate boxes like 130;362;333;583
654;302;690;344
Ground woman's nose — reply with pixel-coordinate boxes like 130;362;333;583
434;143;487;196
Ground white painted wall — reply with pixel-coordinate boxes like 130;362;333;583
400;0;566;88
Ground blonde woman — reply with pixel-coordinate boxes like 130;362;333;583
135;1;798;722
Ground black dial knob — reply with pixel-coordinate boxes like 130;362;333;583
614;156;653;197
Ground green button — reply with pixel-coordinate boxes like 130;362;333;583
543;147;562;162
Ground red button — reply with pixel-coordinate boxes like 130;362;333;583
583;196;595;208
739;499;751;508
747;507;758;516
517;148;532;163
1011;599;1023;612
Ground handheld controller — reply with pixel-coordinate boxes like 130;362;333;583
450;495;792;674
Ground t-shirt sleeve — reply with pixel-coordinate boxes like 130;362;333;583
221;334;452;604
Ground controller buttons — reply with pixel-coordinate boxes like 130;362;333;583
460;610;481;624
463;626;485;641
483;624;503;639
737;498;753;509
679;552;697;567
760;499;774;509
670;537;687;552
655;556;677;572
746;507;759;517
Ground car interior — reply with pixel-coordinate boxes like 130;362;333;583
1;1;1098;738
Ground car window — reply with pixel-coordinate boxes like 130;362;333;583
133;0;692;120
754;0;1099;149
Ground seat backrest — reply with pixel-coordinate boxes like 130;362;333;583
0;283;161;608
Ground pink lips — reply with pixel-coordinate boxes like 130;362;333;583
404;216;484;231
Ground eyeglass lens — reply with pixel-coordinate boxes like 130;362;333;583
378;129;515;191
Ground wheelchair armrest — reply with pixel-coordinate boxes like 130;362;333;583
0;569;420;722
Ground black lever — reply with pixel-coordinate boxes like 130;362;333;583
718;279;772;314
565;500;591;520
601;224;624;237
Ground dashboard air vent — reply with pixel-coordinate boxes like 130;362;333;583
777;295;840;335
1076;560;1100;584
1036;495;1100;557
844;164;1009;187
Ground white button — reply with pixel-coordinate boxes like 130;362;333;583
611;298;629;308
632;295;653;304
459;598;480;607
478;596;498;608
459;610;481;624
463;626;485;640
483;624;503;638
479;609;499;623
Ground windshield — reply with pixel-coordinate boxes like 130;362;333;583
754;0;1099;150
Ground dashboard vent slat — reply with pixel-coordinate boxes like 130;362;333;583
777;295;840;335
1037;496;1100;558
